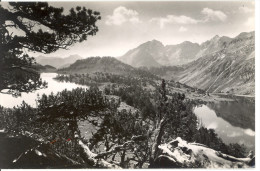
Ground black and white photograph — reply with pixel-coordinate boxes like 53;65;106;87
0;0;257;169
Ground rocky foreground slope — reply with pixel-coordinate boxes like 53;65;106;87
1;132;254;168
153;137;254;168
79;137;254;168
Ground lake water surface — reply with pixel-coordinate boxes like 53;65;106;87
0;73;88;108
194;100;255;150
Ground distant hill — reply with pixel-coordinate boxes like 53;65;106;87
148;31;255;95
34;64;56;73
35;55;82;69
58;57;158;78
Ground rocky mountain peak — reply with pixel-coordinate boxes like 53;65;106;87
119;31;254;68
141;39;164;49
212;35;220;40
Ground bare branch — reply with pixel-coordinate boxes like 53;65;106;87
94;140;134;159
78;140;122;169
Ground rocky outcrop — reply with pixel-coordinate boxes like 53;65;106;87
153;137;254;168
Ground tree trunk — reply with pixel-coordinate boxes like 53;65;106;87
120;150;126;167
149;119;166;167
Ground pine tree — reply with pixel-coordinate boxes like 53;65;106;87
0;2;101;95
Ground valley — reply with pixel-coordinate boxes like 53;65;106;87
0;1;255;169
1;48;255;168
35;31;255;96
139;31;255;96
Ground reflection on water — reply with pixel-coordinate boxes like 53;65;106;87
194;102;255;150
207;100;255;131
0;73;89;108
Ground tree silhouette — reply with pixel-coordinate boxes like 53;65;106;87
0;2;101;95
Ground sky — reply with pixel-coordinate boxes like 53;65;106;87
2;1;255;58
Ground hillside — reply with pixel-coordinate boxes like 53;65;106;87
35;55;82;69
119;40;163;67
0;135;80;168
149;31;255;95
34;64;57;73
196;35;232;58
58;57;157;78
164;41;200;65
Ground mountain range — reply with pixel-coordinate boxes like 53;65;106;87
146;31;255;95
35;55;82;69
119;39;202;67
118;33;245;67
177;31;255;95
38;31;254;95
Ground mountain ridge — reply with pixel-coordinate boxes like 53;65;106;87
146;31;255;95
118;31;254;68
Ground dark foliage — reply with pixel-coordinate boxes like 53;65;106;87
0;87;114;164
0;2;100;95
53;73;248;159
